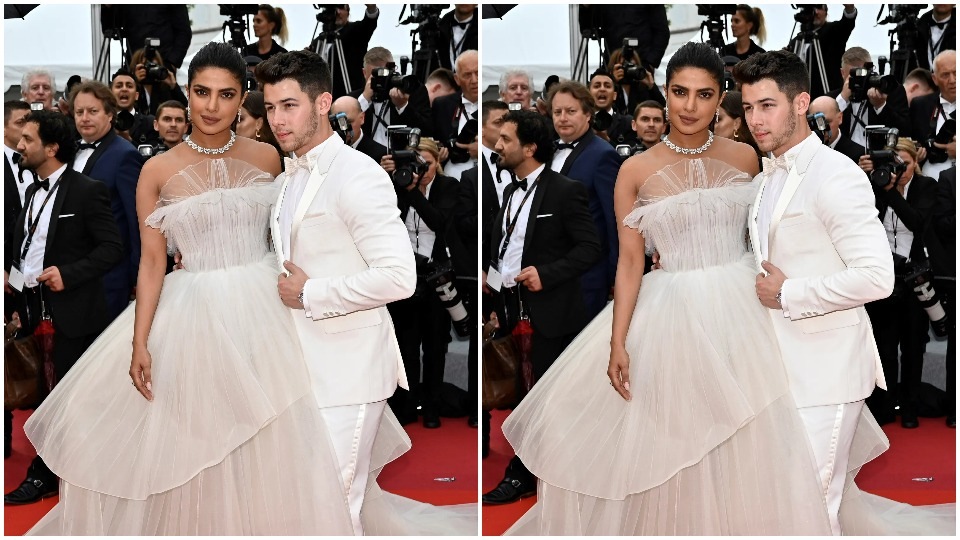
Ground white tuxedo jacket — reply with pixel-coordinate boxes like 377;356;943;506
272;134;416;408
749;135;894;408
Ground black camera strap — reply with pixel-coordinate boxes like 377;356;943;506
497;174;541;263
20;179;62;262
928;24;948;65
370;101;391;143
929;102;955;135
450;19;472;62
848;100;871;152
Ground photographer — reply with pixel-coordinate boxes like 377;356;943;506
352;46;433;150
588;5;669;71
110;67;160;148
432;50;479;180
909;50;956;182
307;4;379;99
931;166;956;427
787;4;857;99
917;5;956;73
130;46;188;116
721;4;767;62
499;69;534;109
151;100;187;153
904;68;938;106
438;4;478;72
831;47;911;153
609;46;665;117
380;137;460;429
104;5;192;71
588;69;635;148
859;138;939;428
332;95;387;164
425;68;458;106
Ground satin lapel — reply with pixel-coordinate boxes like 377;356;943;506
290;136;343;259
767;167;803;260
272;172;290;271
43;171;72;264
559;132;593;176
749;175;766;270
81;131;115;176
520;174;548;267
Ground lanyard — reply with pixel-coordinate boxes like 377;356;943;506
498;175;540;262
449;21;471;64
929;24;948;64
21;180;61;262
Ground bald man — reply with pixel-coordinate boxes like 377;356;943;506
810;95;864;163
910;50;956;181
332;95;387;164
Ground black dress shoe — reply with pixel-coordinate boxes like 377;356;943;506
900;412;919;429
482;477;536;505
422;409;441;429
5;477;58;505
467;414;478;428
947;415;956;428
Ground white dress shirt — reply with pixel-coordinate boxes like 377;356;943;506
280;139;329;262
835;94;886;148
481;145;510;206
72;138;103;174
444;96;479;181
404;181;436;260
449;12;473;68
357;94;408;148
757;135;815;261
550;140;578;172
927;14;952;68
923;96;957;182
5;145;33;204
882;180;913;260
21;163;67;287
499;163;545;287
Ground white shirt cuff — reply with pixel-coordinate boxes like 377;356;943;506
301;283;312;318
836;94;849;112
358;95;372;112
780;279;795;318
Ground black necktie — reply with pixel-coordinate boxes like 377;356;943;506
556;142;576;151
33;177;50;191
77;142;97;151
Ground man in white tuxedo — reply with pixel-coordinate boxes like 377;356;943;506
736;50;895;535
257;50;416;536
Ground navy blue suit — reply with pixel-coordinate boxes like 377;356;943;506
79;130;143;321
557;130;621;318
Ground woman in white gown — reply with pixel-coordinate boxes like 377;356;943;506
501;42;954;535
23;42;475;535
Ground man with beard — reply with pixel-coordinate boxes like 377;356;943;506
588;69;635;147
110;67;159;148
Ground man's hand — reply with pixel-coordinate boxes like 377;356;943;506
362;72;374;103
866;88;887;110
933;137;957;159
839;73;852;102
516;266;542;292
173;251;184;270
164;68;178;89
858;155;873;173
278;260;309;309
455;138;478;160
388;88;409;110
134;64;147;84
651;251;662;270
38;266;64;292
438;146;449;163
756;261;787;309
380;154;396;173
916;145;928;162
611;63;625;83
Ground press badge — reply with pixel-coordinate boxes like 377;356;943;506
486;265;503;292
7;266;24;292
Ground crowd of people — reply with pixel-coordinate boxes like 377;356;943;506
4;5;482;514
480;3;956;513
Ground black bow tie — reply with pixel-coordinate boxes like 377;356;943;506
33;177;50;191
933;20;948;29
556;142;576;151
512;176;529;191
453;20;470;29
77;142;98;151
11;151;21;165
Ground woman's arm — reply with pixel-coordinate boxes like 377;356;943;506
129;159;168;401
608;157;648;401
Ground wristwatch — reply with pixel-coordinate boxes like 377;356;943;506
297;288;305;307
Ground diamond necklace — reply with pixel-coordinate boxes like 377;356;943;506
184;131;237;155
663;131;714;155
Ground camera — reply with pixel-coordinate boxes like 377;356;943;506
424;259;471;338
925;118;956;164
328;111;353;144
593;109;613;133
878;4;925;26
142;38;169;85
399;4;448;26
314;4;340;31
507;102;523;112
697;4;737;17
137;143;169;158
371;62;421;103
792;4;818;30
865;125;907;190
807;111;830;143
447;116;478;164
848;61;899;103
115;110;135;132
219;4;258;18
615;143;646;158
29;102;44;111
387;125;428;189
904;260;950;338
619;38;649;86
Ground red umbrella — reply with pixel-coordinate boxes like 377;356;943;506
34;313;56;392
511;315;535;393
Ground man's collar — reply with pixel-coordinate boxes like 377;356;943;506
940;94;955;107
351;130;364;149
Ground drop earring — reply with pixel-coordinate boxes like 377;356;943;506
715;110;720;124
664;105;669;123
186;106;191;123
237;109;242;124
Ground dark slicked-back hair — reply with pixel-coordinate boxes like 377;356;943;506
666;42;725;91
547;80;596;116
503;109;554;165
188;42;246;88
5;100;31;125
25;109;77;164
482;100;509;124
69;80;119;118
256;50;332;101
733;49;809;101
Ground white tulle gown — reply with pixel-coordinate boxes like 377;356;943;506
22;158;476;535
501;158;955;535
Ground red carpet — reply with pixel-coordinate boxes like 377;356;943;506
4;409;477;536
482;409;957;536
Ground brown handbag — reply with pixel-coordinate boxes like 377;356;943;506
4;321;46;409
482;334;521;410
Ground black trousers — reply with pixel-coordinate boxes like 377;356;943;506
388;288;451;415
865;292;930;417
938;278;955;413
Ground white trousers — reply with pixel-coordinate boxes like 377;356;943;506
797;400;864;536
318;400;386;536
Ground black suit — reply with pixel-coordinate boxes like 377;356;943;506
612;83;665;117
135;83;188;117
909;92;954;167
866;174;939;422
431;91;475;156
351;84;434;142
594;5;669;69
828;85;911;141
308;11;378;99
916;7;956;72
787;11;857;98
437;8;478;72
931;167;956;416
4;152;28;320
455;166;479;421
833;134;866;164
388;174;460;420
353;132;387;165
